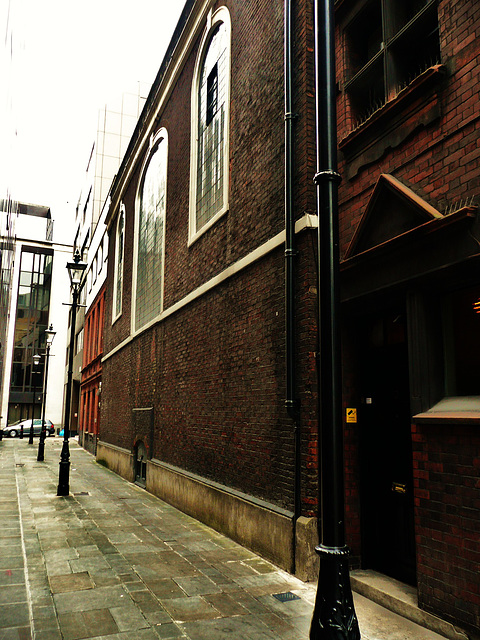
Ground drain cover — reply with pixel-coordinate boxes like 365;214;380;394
73;491;89;496
273;592;301;603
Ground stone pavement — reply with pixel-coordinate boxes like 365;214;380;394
0;436;452;640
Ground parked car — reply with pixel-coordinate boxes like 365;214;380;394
3;419;55;438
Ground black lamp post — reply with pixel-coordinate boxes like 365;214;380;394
309;0;360;637
57;250;86;496
28;353;42;444
37;325;56;461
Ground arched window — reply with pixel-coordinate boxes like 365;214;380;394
112;204;125;322
189;7;231;243
132;129;168;333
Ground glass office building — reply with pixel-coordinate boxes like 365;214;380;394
8;248;53;424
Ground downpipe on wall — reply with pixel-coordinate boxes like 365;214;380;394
284;0;302;574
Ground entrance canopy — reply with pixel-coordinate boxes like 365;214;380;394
341;174;480;302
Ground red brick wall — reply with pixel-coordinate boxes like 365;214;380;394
412;422;480;634
334;0;480;624
335;0;480;256
80;287;105;438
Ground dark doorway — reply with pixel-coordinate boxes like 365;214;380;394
358;307;416;585
135;441;147;487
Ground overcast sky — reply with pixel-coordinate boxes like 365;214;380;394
1;0;185;242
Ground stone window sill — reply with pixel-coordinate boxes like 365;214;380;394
413;396;480;425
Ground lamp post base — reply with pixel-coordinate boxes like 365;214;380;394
37;433;46;462
57;442;71;496
310;545;360;640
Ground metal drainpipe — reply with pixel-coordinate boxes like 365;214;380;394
284;0;301;573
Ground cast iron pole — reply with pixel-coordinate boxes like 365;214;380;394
28;371;37;444
57;287;78;496
310;0;360;637
37;342;51;462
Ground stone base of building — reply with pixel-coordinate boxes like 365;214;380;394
294;516;319;582
147;458;295;572
79;431;98;457
96;440;135;482
95;440;320;578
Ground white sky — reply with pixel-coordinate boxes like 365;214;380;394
1;0;185;243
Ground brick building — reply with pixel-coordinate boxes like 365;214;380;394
336;0;480;633
79;286;105;453
98;0;479;634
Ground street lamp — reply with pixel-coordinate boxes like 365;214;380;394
37;325;56;461
57;250;86;496
309;0;360;637
28;353;42;444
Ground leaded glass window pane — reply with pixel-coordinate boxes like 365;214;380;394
135;139;167;332
115;210;124;318
196;23;228;231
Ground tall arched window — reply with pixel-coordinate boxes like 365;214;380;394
132;129;168;333
112;204;125;322
189;7;231;243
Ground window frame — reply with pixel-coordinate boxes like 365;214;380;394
188;6;231;246
411;283;480;424
343;0;440;129
112;203;125;324
131;128;168;336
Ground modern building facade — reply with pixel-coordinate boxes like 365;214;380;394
1;203;72;430
0;198;17;414
97;0;479;635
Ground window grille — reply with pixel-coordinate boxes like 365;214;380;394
345;0;440;128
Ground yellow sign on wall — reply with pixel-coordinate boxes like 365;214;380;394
346;408;357;423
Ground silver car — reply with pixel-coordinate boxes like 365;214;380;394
3;419;55;438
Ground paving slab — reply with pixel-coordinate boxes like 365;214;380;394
57;609;119;640
159;595;222;622
49;570;94;593
0;602;31;629
0;437;457;640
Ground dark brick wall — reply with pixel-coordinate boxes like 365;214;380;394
154;0;287;311
101;0;320;514
292;0;316;219
157;250;292;506
100;3;480;630
412;422;480;634
102;245;299;509
295;230;320;519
